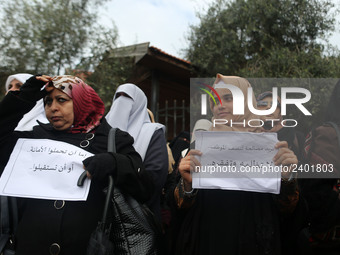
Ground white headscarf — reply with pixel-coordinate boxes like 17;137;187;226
105;83;165;160
5;73;32;91
5;73;48;131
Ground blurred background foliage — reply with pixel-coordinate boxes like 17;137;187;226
0;0;339;131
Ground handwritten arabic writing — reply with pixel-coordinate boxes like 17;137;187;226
208;159;274;168
208;144;275;153
193;131;280;193
29;146;89;158
0;139;93;201
31;163;74;173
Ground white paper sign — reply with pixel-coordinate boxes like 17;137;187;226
0;138;93;201
193;131;281;194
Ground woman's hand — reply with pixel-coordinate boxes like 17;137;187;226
36;75;54;93
83;153;116;182
273;141;298;179
178;149;202;192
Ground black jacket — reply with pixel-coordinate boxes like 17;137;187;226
0;92;154;255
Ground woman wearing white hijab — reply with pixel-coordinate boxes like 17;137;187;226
106;83;168;220
5;73;48;131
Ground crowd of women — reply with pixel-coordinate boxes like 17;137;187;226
0;72;339;255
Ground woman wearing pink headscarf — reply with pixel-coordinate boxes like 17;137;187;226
0;75;153;255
